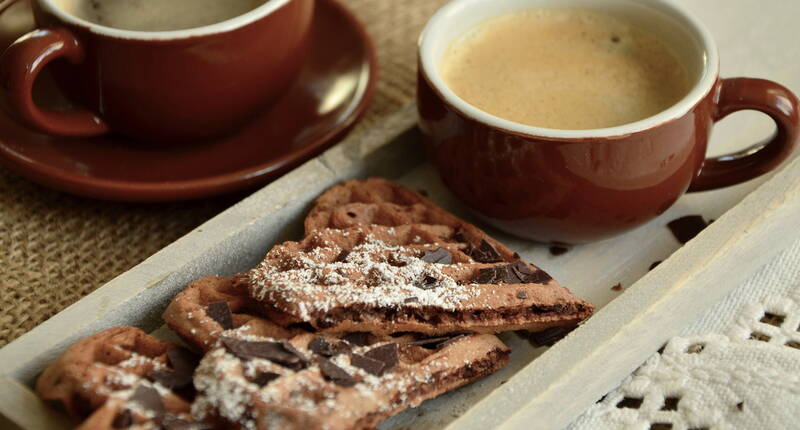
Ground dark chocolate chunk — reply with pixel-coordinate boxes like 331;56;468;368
611;283;623;291
510;261;553;283
112;409;133;428
281;341;309;365
509;261;535;282
416;275;439;290
308;337;350;357
221;337;305;370
335;250;350;263
421;248;453;264
649;261;662;271
476;264;510;284
318;358;356;387
364;343;399;371
516;290;528;299
147;369;185;389
309;337;335;356
530;269;553;284
149;347;200;389
130;385;164;416
475;262;552;285
206;301;234;330
475;266;502;284
343;332;373;346
466;240;503;263
350;353;386;376
667;215;708;244
251;371;280;387
526;326;576;347
549;246;569;256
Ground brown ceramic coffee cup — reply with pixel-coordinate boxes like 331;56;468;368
418;0;799;244
1;0;314;141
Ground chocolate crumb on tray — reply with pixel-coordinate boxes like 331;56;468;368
667;215;709;244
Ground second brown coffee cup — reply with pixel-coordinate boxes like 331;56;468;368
418;0;799;244
1;0;314;141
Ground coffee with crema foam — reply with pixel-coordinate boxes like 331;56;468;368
441;9;692;130
54;0;268;31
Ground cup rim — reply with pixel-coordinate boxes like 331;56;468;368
418;0;720;139
38;0;292;41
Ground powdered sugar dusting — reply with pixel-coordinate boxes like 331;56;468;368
193;349;260;429
191;331;503;429
247;231;478;322
192;333;463;427
117;352;165;371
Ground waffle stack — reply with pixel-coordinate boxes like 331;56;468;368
37;178;593;430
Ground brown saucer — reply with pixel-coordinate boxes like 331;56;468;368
0;0;376;202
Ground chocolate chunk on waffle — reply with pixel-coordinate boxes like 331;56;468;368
304;178;517;262
35;327;207;429
192;332;509;430
163;275;299;352
247;224;593;335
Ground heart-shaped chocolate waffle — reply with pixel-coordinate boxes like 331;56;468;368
35;327;207;429
192;331;509;430
247;223;592;335
304;178;516;260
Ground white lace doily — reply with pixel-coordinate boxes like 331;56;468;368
568;237;800;430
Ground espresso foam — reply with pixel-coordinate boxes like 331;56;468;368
56;0;267;31
441;9;692;130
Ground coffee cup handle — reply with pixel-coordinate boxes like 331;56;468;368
689;77;800;191
1;27;110;137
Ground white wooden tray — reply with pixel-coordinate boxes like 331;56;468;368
1;102;799;430
2;1;800;428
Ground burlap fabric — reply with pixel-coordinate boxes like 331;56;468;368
0;0;449;347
